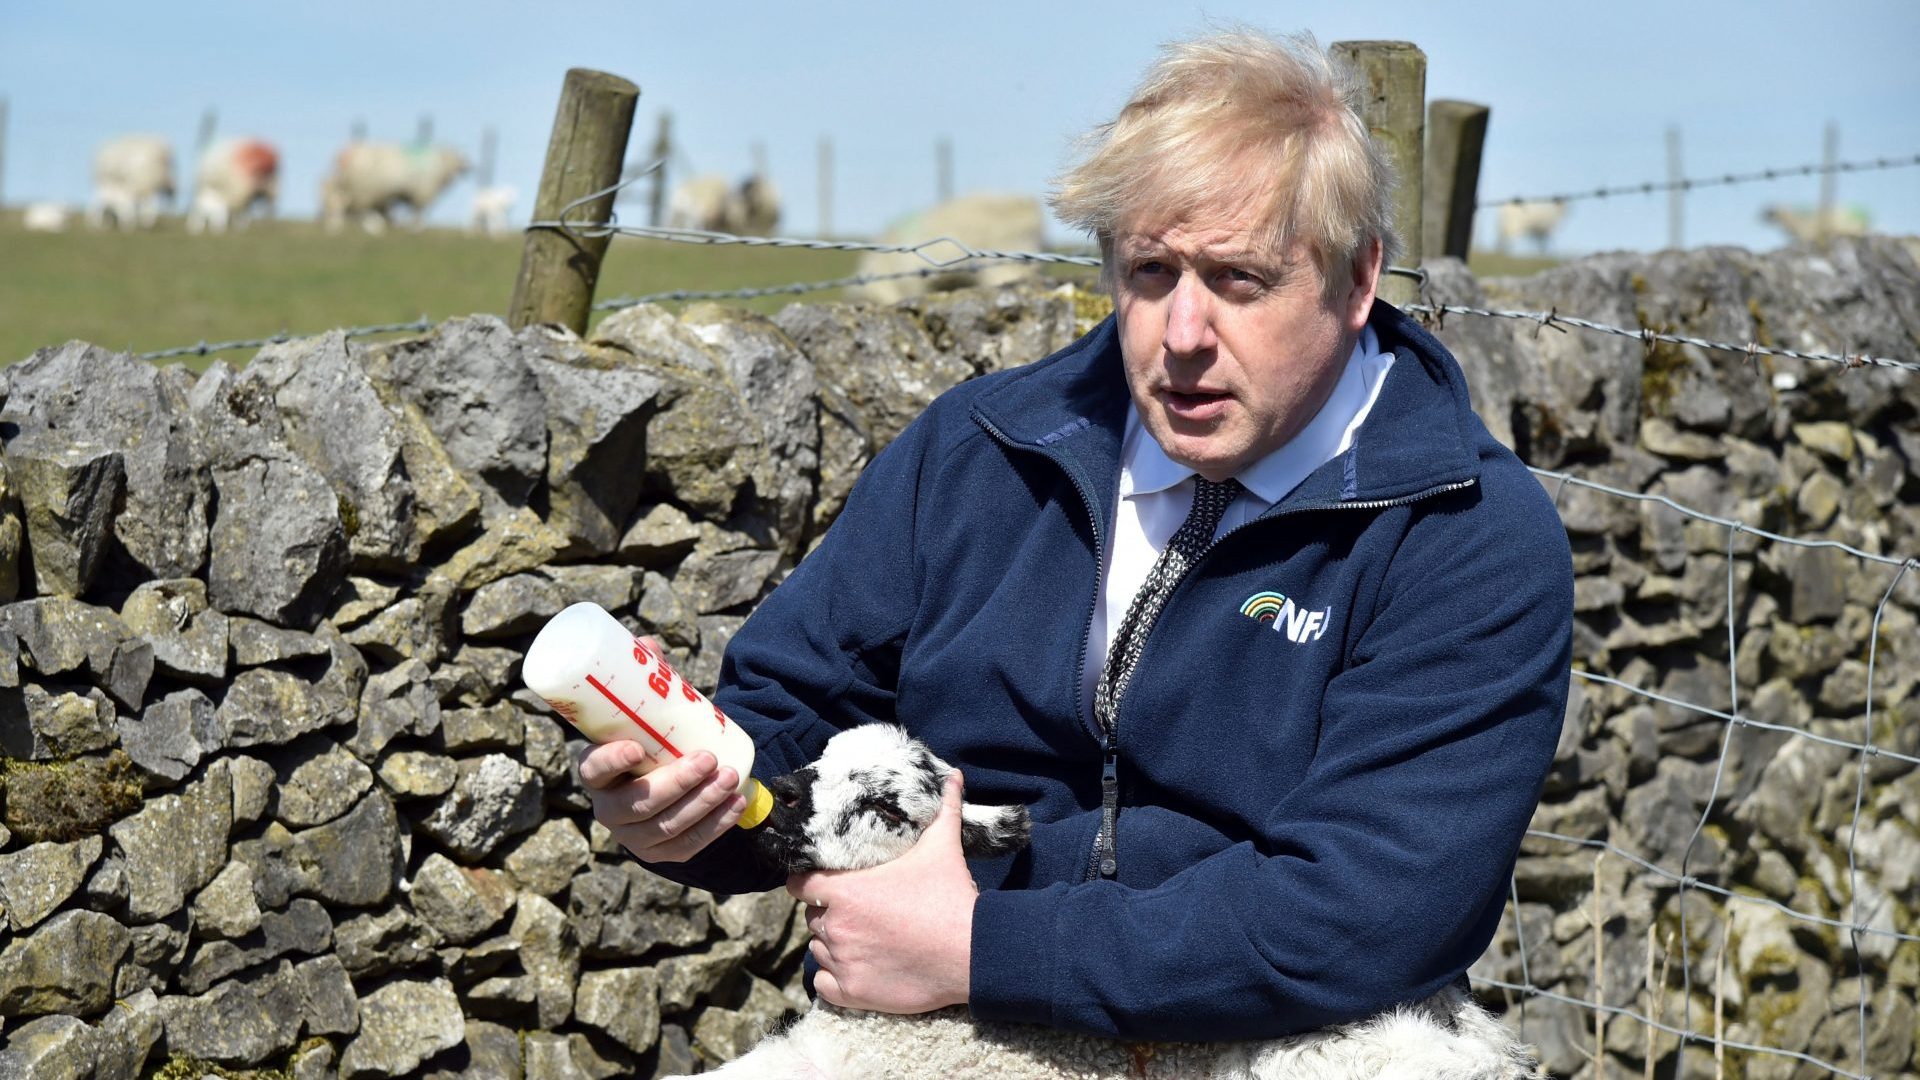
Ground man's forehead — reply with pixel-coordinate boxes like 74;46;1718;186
1113;214;1295;264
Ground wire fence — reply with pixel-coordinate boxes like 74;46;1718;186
1492;467;1919;1080
1477;152;1920;209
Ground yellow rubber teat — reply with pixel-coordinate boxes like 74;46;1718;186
737;778;774;829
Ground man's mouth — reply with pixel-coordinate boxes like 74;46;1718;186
1161;388;1232;416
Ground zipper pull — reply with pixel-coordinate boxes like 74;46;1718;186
1097;751;1119;879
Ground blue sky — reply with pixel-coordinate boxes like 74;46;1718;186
3;1;1916;257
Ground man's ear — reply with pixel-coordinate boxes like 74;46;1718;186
960;803;1032;859
1345;235;1383;330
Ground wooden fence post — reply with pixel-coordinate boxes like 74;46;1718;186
1331;41;1426;307
1424;99;1489;261
508;68;639;335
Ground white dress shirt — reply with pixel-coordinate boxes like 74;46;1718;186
1080;326;1395;720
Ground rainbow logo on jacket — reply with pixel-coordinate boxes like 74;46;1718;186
1240;590;1332;644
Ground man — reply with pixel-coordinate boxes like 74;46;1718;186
581;29;1572;1042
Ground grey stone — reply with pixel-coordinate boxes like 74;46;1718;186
119;578;228;682
288;788;401;907
109;761;232;921
521;711;572;789
439;701;524;753
117;687;225;783
507;892;579;1029
227;753;276;824
4;433;126;598
292;1041;339;1080
275;740;377;827
419;1019;524;1080
96;987;165;1080
541;564;643;613
0;683;117;760
0;1013;102;1080
286;953;359;1036
568;862;713;961
417;754;543;862
0;462;19;605
329;575;403;631
532;345;668;556
461;572;565;639
656;939;750;1011
334;905;442;980
409;854;515;945
188;861;262;939
616;502;702;567
231;331;421;568
2;342;210;580
449;643;520;699
0;834;101;931
263;898;335;956
0;909;130;1017
692;974;794;1066
83;850;128;911
350;658;440;760
524;1031;627;1080
0;596;153;711
218;667;333;749
673;544;778;615
158;967;305;1067
228;615;329;666
376;749;458;799
688;615;746;693
636;572;699;649
337;977;466;1080
435;507;567;593
344;578;455;665
639;372;763;525
207;448;348;631
368;315;549;510
502;818;591;898
573;966;661;1055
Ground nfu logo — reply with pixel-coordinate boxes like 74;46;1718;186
1239;591;1331;644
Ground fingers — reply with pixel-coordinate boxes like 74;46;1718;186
584;750;748;863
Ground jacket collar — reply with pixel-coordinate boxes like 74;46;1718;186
969;301;1482;523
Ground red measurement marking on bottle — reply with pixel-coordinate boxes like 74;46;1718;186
584;674;682;759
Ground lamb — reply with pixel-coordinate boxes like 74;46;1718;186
469;184;518;236
667;172;781;236
1493;199;1567;255
672;723;1542;1080
845;193;1047;305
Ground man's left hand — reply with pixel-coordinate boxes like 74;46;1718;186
790;771;976;1014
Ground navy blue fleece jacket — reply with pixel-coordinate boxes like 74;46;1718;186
646;301;1573;1042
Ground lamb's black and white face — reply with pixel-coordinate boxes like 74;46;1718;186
750;724;1030;874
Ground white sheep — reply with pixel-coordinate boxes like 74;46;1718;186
469;184;518;236
88;134;175;230
22;202;72;233
1493;200;1567;256
1759;203;1871;245
186;137;280;234
320;140;470;233
845;193;1047;305
672;724;1542;1080
667;172;782;236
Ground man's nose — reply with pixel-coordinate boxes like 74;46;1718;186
1163;273;1215;356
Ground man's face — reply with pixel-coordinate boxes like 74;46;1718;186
1111;201;1379;482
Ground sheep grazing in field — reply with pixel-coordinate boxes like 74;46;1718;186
469;184;518;236
1494;199;1567;255
1760;203;1872;245
676;723;1542;1080
845;192;1048;305
187;137;280;233
666;172;782;236
88;134;175;230
320;141;471;233
22;202;72;233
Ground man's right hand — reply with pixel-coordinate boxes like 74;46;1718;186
577;744;747;863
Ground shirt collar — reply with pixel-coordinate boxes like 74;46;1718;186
1121;325;1390;505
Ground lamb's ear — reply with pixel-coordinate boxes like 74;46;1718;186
959;803;1031;859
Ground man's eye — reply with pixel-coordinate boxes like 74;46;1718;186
1223;267;1261;285
1133;260;1168;276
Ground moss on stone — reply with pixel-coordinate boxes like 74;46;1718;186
1635;311;1691;419
0;749;144;843
336;492;361;541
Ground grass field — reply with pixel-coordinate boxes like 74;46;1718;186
0;211;1553;371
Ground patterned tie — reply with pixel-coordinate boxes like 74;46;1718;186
1088;475;1240;879
1094;475;1242;734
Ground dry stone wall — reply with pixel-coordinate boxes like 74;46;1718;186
0;238;1916;1079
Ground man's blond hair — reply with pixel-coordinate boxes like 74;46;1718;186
1050;29;1399;292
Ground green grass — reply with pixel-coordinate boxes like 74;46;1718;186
0;212;872;370
0;210;1549;372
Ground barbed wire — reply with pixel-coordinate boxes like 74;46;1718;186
592;264;1049;311
136;317;434;362
1478;152;1920;209
1412;302;1920;375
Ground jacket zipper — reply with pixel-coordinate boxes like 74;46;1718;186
975;409;1477;882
